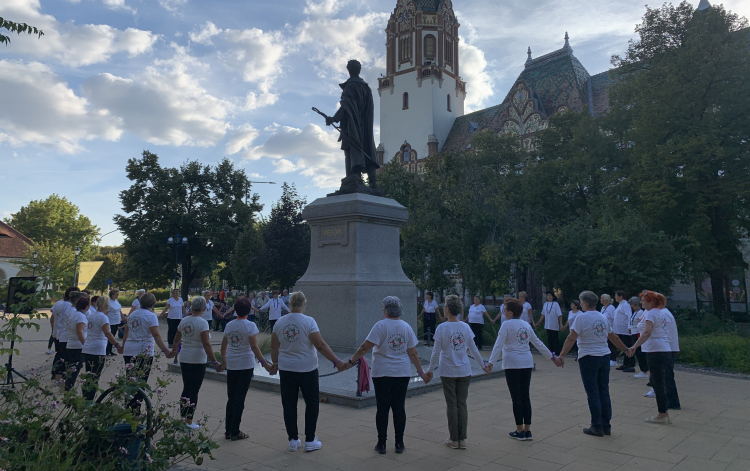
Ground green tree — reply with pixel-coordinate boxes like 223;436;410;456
114;151;262;299
0;17;43;45
228;222;265;291
87;246;140;292
609;1;750;316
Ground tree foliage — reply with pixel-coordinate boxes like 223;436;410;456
0;17;43;46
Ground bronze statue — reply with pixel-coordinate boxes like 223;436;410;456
315;60;383;196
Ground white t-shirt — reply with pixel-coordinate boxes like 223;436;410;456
468;304;487;324
108;299;122;326
273;312;320;373
423;299;438;320
567;310;580;329
571;310;612;359
51;300;70;338
82;311;110;356
520;302;533;324
123;309;160;357
223;319;260;370
260;298;290;321
66;310;89;350
202;299;215;322
613;301;632;335
488;318;553;369
132;298;141;310
166;297;184;320
428;321;483;377
641;308;671;353
542;302;562;331
56;304;76;343
88;305;98;318
662;308;679;352
178;316;210;364
601;304;616;325
365;318;419;378
630;308;644;335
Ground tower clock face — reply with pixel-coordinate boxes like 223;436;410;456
398;9;411;25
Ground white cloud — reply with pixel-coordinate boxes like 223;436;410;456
244;91;279;111
189;21;222;45
81;46;232;147
303;0;346;16
0;60;121;153
225;125;260;155
246;124;344;188
158;0;188;13
220;28;286;84
66;0;135;13
0;0;156;67
460;39;494;112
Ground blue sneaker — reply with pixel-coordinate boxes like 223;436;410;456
525;431;532;440
509;431;526;441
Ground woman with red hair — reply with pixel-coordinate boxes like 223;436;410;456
628;291;673;424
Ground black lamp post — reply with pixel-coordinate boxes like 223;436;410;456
31;251;38;277
73;247;81;287
167;234;189;290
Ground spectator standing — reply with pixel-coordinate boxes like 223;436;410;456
258;290;289;330
535;292;563;355
613;291;635;372
160;289;186;348
418;291;439;347
467;296;494;350
600;294;618;367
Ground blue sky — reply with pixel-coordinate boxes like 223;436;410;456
1;0;747;245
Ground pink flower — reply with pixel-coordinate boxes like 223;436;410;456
145;453;153;464
51;401;58;410
119;446;129;455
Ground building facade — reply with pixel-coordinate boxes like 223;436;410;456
0;221;32;285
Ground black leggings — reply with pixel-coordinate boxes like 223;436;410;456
52;340;67;378
646;352;672;413
372;376;410;445
82;353;106;401
470;322;484;350
48;335;55;349
167;318;181;346
65;348;84;391
423;317;436;344
546;329;560;355
280;369;319;442
505;368;533;426
618;334;636;368
180;363;207;420
226;369;254;436
106;324;120;355
123;355;153;412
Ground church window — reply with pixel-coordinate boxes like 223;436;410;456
403;145;411;162
447;94;451;112
445;38;453;65
399;35;411;63
424;35;436;62
403;92;409;110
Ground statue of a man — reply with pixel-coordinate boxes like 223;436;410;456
325;60;382;196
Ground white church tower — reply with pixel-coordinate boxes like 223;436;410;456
377;0;466;169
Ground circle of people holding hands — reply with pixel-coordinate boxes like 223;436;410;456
47;284;679;454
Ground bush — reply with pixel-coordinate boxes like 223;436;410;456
677;334;750;374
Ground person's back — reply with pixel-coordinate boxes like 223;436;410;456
496;318;535;366
661;308;679;352
178;315;210;364
223;318;259;370
367;317;417;377
66;309;88;349
83;310;109;355
273;312;319;372
124;309;158;356
641;308;670;352
571;310;611;359
431;320;477;377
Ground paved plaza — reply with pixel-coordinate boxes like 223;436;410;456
8;313;750;471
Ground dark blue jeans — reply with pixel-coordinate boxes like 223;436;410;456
578;354;612;430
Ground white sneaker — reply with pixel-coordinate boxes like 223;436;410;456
644;388;656;398
634;371;649;379
45;349;54;354
288;439;301;452
610;360;618;367
304;437;322;452
185;422;200;430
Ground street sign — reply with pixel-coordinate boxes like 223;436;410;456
106;278;112;285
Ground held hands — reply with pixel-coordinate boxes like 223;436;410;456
483;363;493;374
336;360;351;373
420;371;433;384
269;364;279;375
263;362;275;374
626;347;636;358
553;357;564;368
116;344;124;355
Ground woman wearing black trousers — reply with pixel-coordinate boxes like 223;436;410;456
81;296;121;400
535;292;563;355
160;289;186;348
168;296;220;430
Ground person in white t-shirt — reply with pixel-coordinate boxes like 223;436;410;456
167;296;219;430
661;305;681;411
128;289;146;315
492;295;513;325
418;291;439;347
488;298;561;441
559;291;630;437
81;296;121;400
120;293;170;389
51;287;77;380
202;290;221;327
270;291;341;452
561;300;582;359
628;291;674;424
599;294;618;367
347;296;428;455
628;297;649;378
220;297;273;441
467;296;494;351
64;296;90;392
518;291;534;325
613;291;636;372
427;295;490;449
259;290;289;330
160;289;186;348
106;289;124;355
535;292;563;355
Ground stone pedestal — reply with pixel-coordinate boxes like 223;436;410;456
294;193;417;352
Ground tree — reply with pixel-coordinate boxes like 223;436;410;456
87;246;140;292
114;151;262;299
228;222;265;291
609;2;750;316
0;17;43;46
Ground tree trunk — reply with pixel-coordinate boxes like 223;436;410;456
708;269;728;319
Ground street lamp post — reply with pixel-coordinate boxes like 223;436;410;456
73;247;81;287
245;180;276;204
31;251;38;277
167;234;189;291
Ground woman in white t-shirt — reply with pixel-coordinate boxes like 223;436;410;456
428;295;489;449
81;296;121;400
348;296;428;455
628;297;649;378
628;291;673;424
220;297;273;441
259;290;290;330
518;291;534;325
599;294;618;366
488;298;561;441
467;296;494;351
558;291;630;437
270;291;341;452
160;289;186;348
561;300;582;359
535;292;563;355
120;293;170;385
661;305;681;410
418;291;439;347
106;289;123;355
51;288;78;381
128;289;145;315
64;295;90;392
168;296;220;430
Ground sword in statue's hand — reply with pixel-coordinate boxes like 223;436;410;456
312;107;341;133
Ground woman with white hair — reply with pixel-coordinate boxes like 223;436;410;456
128;289;146;315
121;293;170;385
348;296;428;455
168;296;221;430
271;291;342;452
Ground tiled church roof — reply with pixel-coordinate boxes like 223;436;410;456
0;221;32;259
413;0;445;12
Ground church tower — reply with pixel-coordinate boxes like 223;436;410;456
377;0;466;170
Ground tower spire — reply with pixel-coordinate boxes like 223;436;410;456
696;0;711;11
564;31;570;49
526;47;532;64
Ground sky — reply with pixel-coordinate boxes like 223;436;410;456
1;0;748;245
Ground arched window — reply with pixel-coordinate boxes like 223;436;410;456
402;145;410;162
403;92;409;110
424;34;436;62
447;94;451;112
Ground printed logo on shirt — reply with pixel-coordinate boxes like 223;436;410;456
592;320;607;338
517;327;530;344
181;323;195;338
387;333;407;352
87;321;98;333
228;331;243;347
282;324;300;343
129;318;142;332
449;331;466;351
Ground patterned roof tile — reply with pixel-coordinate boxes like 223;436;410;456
0;221;32;259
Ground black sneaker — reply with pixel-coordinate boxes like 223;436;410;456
583;427;604;437
509;431;526;441
374;443;386;455
395;443;405;454
615;365;626;370
603;427;611;436
622;368;636;373
524;431;533;441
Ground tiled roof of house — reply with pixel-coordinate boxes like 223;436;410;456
0;221;32;259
